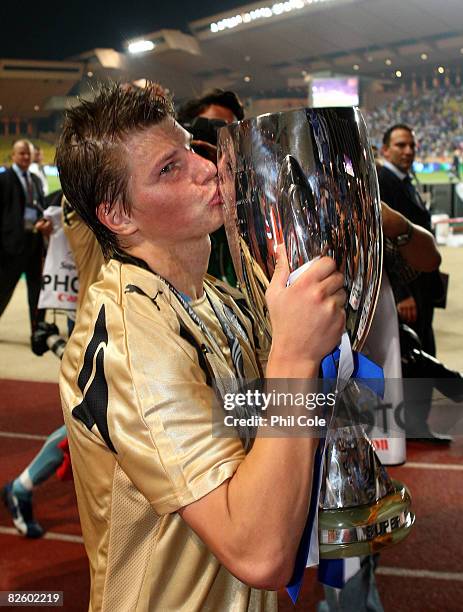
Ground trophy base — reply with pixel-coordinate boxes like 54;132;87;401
319;479;415;559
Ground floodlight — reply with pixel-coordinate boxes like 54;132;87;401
128;40;155;54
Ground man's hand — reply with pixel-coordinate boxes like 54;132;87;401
397;296;417;323
34;218;53;238
265;246;346;377
381;201;409;238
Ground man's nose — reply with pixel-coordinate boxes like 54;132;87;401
194;152;217;183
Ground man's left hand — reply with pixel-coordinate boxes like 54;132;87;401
34;218;53;237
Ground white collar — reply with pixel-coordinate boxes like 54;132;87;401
12;163;30;179
382;160;408;181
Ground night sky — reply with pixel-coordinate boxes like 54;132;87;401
1;1;244;60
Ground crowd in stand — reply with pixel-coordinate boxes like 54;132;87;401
366;84;463;160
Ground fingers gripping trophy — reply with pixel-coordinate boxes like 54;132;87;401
217;107;414;566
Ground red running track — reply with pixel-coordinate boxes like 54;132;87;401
1;379;462;611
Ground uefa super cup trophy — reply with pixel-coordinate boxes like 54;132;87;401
217;107;414;559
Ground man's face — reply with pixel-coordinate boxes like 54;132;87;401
382;128;416;174
12;141;33;171
200;104;236;124
126;119;223;245
34;147;44;164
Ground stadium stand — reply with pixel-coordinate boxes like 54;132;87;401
366;84;463;161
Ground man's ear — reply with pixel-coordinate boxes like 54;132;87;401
381;144;389;159
96;201;136;236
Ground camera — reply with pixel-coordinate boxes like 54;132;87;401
187;117;227;146
31;322;67;360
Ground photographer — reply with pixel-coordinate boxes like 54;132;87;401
177;89;244;285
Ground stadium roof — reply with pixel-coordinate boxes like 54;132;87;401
1;0;462;119
117;0;463;98
0;59;83;119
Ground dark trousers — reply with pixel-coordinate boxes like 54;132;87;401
404;278;436;431
0;231;44;332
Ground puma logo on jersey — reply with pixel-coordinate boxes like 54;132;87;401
125;284;163;311
72;304;116;453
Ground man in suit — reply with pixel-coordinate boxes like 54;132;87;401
0;139;51;331
378;125;449;443
378;124;438;355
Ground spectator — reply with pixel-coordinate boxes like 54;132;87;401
0;139;51;331
378;124;450;443
29;145;49;196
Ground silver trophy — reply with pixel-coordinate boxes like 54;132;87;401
217;107;414;558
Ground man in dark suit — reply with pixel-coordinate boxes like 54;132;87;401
377;124;439;355
378;124;449;443
0;139;51;331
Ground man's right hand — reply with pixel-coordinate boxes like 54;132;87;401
397;295;417;323
265;246;346;377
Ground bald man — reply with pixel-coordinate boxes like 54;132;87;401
0;139;50;331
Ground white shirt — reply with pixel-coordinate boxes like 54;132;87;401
382;160;407;181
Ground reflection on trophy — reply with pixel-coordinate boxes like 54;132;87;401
217;107;414;559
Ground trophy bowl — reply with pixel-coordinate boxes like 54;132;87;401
217;106;382;351
217;107;414;558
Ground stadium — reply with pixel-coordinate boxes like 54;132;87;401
1;0;463;610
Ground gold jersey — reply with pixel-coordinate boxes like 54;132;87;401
60;259;277;612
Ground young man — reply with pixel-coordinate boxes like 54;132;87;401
56;83;345;611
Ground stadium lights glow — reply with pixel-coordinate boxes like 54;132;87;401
353;64;359;71
244;75;252;82
438;66;445;74
420;53;428;60
128;40;155;54
385;58;392;66
395;70;402;78
209;0;334;33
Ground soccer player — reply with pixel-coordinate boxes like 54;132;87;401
56;83;345;611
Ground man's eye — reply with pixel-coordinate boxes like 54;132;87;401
159;161;179;176
160;162;175;175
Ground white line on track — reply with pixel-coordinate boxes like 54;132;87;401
377;567;463;582
1;524;462;582
0;525;83;544
0;431;47;441
403;461;463;471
